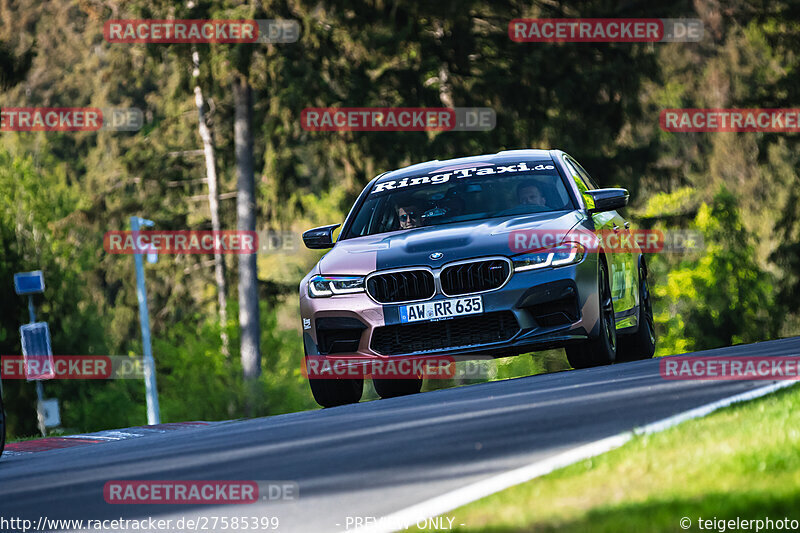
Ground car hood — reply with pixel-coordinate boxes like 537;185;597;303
318;210;584;275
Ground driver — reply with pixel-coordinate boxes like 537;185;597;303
517;182;547;207
397;203;422;229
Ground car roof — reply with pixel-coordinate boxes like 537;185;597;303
375;149;562;183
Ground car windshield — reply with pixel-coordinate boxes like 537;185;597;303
344;162;574;238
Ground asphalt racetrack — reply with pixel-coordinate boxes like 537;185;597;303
2;337;799;532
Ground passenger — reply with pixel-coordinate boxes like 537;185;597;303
517;182;547;207
397;203;422;229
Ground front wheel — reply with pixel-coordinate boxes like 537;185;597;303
308;376;363;408
306;356;363;408
566;258;616;369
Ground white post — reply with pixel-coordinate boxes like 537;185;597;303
131;216;161;425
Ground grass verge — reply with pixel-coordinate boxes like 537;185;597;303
429;383;800;532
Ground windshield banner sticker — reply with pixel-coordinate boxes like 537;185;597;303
371;162;556;194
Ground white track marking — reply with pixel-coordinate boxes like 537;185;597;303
351;380;796;533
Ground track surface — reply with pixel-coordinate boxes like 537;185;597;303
2;337;799;532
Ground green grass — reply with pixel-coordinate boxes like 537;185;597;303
7;435;43;443
7;430;74;444
428;384;800;532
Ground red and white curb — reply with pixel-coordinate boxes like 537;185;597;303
2;421;223;456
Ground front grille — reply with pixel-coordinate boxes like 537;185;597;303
367;269;435;303
440;259;511;296
370;311;519;355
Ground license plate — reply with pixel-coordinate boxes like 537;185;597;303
399;296;483;323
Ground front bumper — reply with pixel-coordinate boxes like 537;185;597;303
299;253;600;362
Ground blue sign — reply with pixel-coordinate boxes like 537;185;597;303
14;271;45;295
20;322;54;380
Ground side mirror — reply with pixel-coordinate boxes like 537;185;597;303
585;188;629;214
302;224;341;249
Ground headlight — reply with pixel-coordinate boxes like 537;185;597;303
513;242;585;271
551;242;585;266
308;275;366;298
511;251;551;271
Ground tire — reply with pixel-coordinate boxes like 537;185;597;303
306;356;363;407
373;377;423;399
617;261;656;362
566;258;617;369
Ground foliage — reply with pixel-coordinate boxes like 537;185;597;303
0;146;110;437
0;0;798;436
652;188;779;355
154;298;316;424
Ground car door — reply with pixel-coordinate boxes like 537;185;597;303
562;155;638;322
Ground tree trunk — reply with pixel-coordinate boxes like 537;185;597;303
192;49;230;358
233;74;261;381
